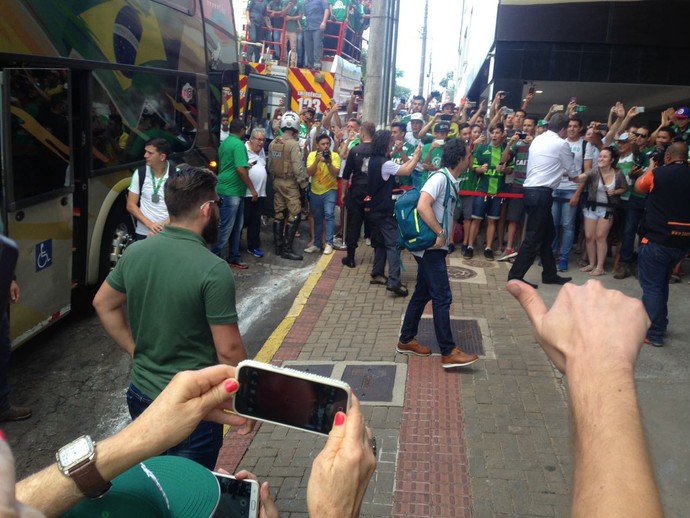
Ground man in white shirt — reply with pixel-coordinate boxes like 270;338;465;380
508;114;579;287
127;138;173;241
244;128;268;257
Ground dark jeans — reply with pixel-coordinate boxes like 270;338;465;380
637;241;689;344
370;214;401;288
508;187;558;281
244;196;265;251
344;187;367;250
127;383;223;470
0;312;11;411
620;197;646;264
399;249;454;356
248;22;266;61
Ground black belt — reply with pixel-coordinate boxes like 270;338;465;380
525;186;553;192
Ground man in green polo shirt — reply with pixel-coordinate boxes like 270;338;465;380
212;118;257;269
93;167;249;470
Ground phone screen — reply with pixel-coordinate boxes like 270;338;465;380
234;364;350;435
212;474;258;518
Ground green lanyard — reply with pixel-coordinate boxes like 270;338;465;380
149;165;167;204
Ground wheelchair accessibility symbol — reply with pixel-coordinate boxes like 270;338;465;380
35;240;52;272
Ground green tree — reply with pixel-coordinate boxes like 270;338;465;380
394;69;411;101
439;71;455;101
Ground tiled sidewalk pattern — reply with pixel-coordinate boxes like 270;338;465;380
217;246;573;517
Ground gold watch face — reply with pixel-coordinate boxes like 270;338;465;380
57;435;94;471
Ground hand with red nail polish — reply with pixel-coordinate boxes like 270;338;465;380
307;395;376;518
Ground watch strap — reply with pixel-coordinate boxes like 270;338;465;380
70;460;112;499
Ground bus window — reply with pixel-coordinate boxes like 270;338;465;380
91;71;198;168
7;69;71;202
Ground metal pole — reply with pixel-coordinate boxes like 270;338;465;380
418;0;428;96
362;0;389;125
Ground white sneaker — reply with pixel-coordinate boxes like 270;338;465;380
323;244;333;255
304;245;320;253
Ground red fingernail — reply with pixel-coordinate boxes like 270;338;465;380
224;380;239;393
334;412;346;426
0;429;5;441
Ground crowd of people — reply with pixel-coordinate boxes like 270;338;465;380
245;0;370;67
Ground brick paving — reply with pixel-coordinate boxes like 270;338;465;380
217;245;574;517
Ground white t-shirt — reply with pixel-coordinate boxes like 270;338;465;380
413;168;458;257
556;137;584;191
220;129;230;142
129;163;171;236
584;143;599;171
246;144;268;197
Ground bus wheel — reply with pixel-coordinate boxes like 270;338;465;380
99;201;134;280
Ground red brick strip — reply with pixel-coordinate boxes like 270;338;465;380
393;356;472;517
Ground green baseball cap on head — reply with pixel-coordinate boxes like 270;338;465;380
62;455;220;517
537;119;548;127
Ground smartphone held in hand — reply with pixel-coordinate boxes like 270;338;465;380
233;360;352;435
212;473;259;518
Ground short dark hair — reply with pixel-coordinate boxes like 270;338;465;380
548;113;569;133
316;133;331;144
348;117;361;127
441;138;467;169
658;126;675;139
569;117;583;129
524;116;538;126
371;129;392;156
490;123;505;133
514;109;526;117
229;118;245;134
457;122;470;131
390;122;406;134
164;167;218;220
145;138;171;158
360;121;376;140
412;95;425;103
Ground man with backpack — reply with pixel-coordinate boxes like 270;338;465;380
396;138;480;369
127;138;173;241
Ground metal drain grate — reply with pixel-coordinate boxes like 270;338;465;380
447;265;478;280
341;364;397;402
416;318;484;356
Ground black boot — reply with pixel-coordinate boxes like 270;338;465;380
281;216;303;261
341;246;356;268
273;221;284;256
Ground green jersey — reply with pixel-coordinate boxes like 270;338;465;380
617;152;635;201
218;133;250;196
391;142;415;186
286;0;304;32
472;143;505;195
329;0;349;21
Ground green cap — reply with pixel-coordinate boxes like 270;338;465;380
537;119;548;127
62;456;220;517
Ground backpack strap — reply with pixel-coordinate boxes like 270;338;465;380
427;168;454;231
138;165;147;194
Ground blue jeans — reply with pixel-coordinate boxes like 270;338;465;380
311;190;336;247
127;384;223;470
399;249;454;356
620;197;646;264
212;195;244;262
303;29;323;67
0;313;11;411
551;189;578;261
637;241;689;344
248;22;265;62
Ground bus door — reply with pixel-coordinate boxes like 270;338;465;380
0;68;75;347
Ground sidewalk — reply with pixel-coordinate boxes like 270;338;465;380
216;245;689;517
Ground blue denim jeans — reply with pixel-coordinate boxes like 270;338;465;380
310;189;336;247
303;29;323;67
620;197;646;264
637;241;689;344
399;249;454;356
0;313;11;411
248;22;265;62
211;195;244;262
551;189;578;261
127;383;223;470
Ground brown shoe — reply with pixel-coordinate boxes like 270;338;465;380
0;405;32;422
396;338;432;356
441;348;479;368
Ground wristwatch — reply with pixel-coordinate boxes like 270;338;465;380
56;435;111;499
437;229;445;236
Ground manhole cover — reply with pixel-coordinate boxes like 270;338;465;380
464;258;495;268
416;319;484;356
447;266;478;280
341;364;397;402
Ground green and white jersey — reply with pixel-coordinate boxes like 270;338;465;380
472;143;505;195
329;0;349;21
392;142;415;186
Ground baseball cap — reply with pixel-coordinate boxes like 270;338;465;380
674;107;690;118
434;121;451;133
537;119;548;127
442;101;456;110
617;132;630;142
63;456;220;517
409;112;424;122
304;106;316;114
